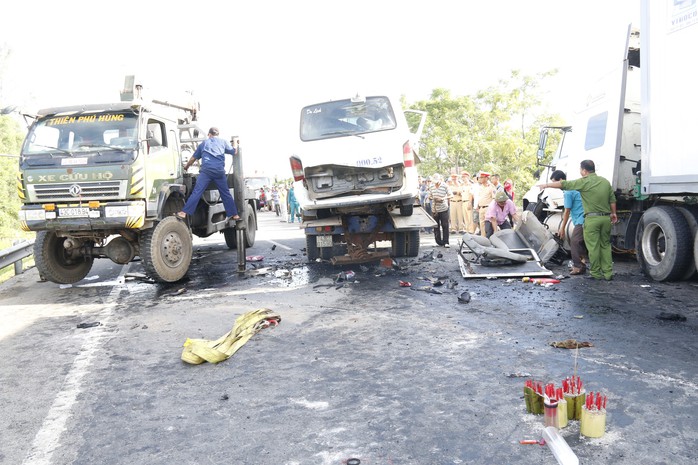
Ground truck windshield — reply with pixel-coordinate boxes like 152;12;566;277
22;111;138;161
300;96;397;141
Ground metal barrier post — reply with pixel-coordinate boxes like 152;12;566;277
231;138;247;274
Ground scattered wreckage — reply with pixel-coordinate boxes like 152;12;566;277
457;211;565;279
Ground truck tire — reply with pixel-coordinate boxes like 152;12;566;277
243;203;256;248
223;204;256;249
223;228;237;249
636;206;692;282
140;216;193;283
34;231;93;284
694;231;698;278
406;230;420;257
392;231;407;257
306;235;319;261
676;206;698;279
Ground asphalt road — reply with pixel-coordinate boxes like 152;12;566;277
1;210;696;465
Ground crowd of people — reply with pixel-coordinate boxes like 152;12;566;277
256;185;301;223
418;159;617;281
418;170;518;247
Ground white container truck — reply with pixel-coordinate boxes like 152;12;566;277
527;0;698;281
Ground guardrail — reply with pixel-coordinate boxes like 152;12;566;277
0;240;35;276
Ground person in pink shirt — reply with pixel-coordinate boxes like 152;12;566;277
485;190;521;238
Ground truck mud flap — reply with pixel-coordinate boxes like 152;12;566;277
389;206;436;230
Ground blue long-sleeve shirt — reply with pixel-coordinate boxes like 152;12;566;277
192;136;236;175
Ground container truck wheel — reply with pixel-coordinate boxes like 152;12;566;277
694;231;698;277
676;206;698;279
306;235;319;261
34;231;94;284
392;231;407;257
140;216;193;282
635;206;692;282
406;230;420;257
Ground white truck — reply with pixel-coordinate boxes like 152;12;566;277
289;93;435;264
527;0;698;281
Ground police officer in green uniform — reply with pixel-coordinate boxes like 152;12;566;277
541;160;618;280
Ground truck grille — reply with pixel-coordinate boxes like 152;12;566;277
30;181;125;201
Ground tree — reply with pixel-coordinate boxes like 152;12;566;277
410;70;565;202
0;115;24;240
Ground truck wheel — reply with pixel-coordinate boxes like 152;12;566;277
392;231;407;257
223;228;237;249
406;230;420;257
694;230;698;278
140;216;193;282
676;206;698;279
244;203;256;248
34;231;93;284
400;203;414;217
306;235;319;261
636;206;692;281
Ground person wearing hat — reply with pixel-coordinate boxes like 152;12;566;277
178;127;240;221
428;173;452;247
447;173;464;234
485;190;521;238
460;171;475;233
476;171;496;237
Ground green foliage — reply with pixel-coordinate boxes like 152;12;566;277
409;70;565;203
0;115;25;240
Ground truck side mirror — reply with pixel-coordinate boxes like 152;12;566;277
537;128;549;160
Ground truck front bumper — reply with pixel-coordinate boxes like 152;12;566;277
19;201;146;232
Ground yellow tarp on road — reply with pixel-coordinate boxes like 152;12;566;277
181;308;281;365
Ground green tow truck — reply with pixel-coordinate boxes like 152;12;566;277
16;76;256;283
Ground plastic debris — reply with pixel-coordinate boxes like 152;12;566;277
656;312;687;322
411;286;443;295
246;255;264;262
542;426;579;465
249;267;271;276
399;280;412;287
77;322;101;329
519;439;546;446
549;339;593;349
457;291;471;304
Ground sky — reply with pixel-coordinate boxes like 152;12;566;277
0;0;639;178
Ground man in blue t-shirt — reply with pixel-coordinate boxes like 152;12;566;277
177;127;240;221
550;170;588;275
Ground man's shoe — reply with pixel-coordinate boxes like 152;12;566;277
175;212;186;220
570;267;586;275
444;243;450;248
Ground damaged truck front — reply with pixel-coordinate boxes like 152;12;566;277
289;94;434;264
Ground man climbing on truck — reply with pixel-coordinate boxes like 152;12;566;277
178;127;240;221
